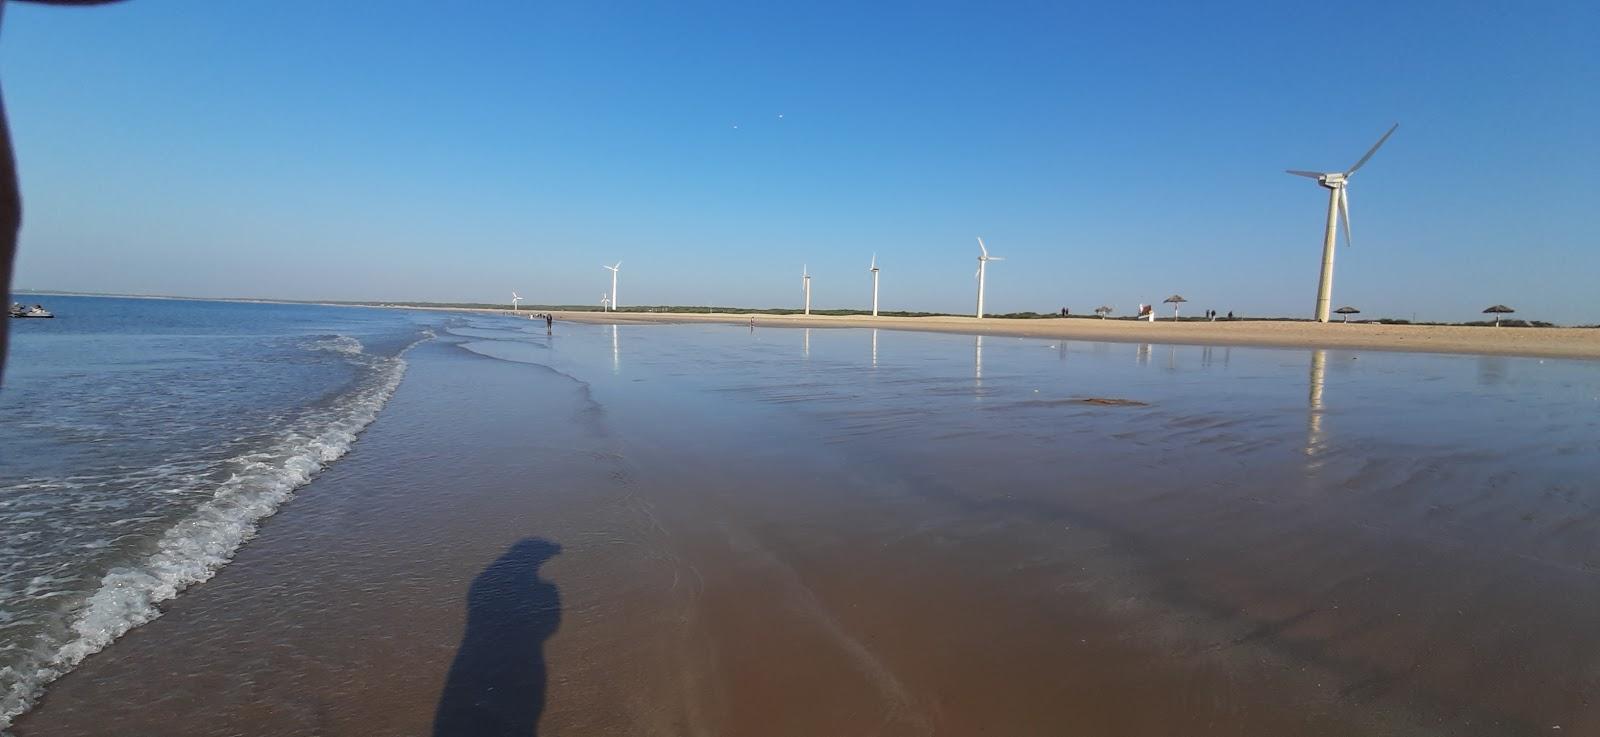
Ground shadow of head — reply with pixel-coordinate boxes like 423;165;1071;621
433;538;563;737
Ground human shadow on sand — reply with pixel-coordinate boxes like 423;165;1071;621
433;538;563;737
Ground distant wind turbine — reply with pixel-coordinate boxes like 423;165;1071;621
974;237;1004;318
511;291;523;313
602;261;621;312
1287;123;1398;323
802;264;812;315
869;253;880;317
600;293;611;311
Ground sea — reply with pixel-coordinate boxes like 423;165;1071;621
0;296;441;730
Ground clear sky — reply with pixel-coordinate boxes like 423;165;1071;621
4;0;1597;322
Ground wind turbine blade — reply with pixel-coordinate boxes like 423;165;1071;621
987;256;1005;262
1285;169;1325;179
615;261;622;270
1338;186;1352;248
976;237;988;257
870;253;876;270
1346;123;1398;175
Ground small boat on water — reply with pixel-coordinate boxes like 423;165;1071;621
9;302;53;318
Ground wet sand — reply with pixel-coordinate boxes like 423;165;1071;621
16;320;1600;736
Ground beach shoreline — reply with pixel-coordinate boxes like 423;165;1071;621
458;308;1600;360
20;294;1597;360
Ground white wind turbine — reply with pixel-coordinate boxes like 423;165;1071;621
868;253;880;317
601;261;621;312
802;264;812;315
974;237;1004;318
510;291;524;313
600;293;611;311
1287;123;1398;323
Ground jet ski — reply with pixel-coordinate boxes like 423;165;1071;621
10;303;53;318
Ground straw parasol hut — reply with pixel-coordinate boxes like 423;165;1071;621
1163;294;1187;320
1334;306;1360;323
1094;305;1113;319
1483;304;1514;327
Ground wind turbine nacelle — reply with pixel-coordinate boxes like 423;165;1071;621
1320;173;1346;188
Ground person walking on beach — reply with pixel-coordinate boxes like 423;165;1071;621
544;313;553;329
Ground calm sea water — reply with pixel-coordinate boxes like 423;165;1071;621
0;296;441;729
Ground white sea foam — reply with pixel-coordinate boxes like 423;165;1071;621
0;336;416;733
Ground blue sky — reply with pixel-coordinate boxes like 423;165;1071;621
4;0;1597;322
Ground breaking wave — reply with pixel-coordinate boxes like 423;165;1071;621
0;335;419;732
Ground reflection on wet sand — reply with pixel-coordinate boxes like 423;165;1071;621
871;329;878;368
803;328;810;359
1477;355;1508;386
1136;342;1151;365
610;324;620;374
1305;348;1326;460
974;334;983;389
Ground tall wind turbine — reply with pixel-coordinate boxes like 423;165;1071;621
510;291;524;313
1288;123;1398;323
974;237;1004;318
868;254;880;317
602;262;621;312
802;265;812;315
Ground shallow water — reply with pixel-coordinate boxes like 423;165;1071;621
0;297;440;731
12;313;1600;735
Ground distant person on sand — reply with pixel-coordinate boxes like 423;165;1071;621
1227;311;1234;320
545;314;553;329
0;0;128;381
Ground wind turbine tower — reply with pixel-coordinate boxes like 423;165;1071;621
974;237;1004;318
602;261;622;312
869;254;880;317
1287;124;1398;323
802;265;812;315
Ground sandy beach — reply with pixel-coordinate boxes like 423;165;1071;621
535;310;1600;360
15;313;1600;736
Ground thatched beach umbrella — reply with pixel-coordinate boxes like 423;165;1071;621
1483;304;1514;327
1334;306;1360;323
1094;305;1113;319
1163;294;1187;320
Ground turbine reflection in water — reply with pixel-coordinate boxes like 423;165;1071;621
1306;349;1328;462
974;335;984;392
